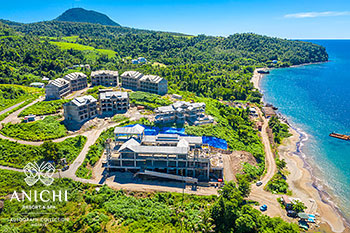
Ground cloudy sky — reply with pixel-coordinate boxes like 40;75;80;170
1;0;350;39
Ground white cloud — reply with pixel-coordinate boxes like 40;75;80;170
284;11;350;18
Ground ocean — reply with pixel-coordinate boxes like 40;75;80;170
260;40;350;222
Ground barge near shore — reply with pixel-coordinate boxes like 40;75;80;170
329;132;350;141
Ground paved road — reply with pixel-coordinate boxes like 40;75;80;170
0;101;25;116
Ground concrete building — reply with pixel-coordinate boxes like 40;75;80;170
45;78;71;100
63;72;88;91
139;75;168;95
155;101;214;125
91;70;119;87
99;90;129;116
121;71;143;91
121;71;168;95
63;95;98;123
106;125;223;181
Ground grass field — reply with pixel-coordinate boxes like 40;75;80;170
50;41;117;58
19;99;70;117
1;116;67;141
0;84;44;112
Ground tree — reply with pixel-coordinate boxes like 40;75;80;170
292;200;307;213
41;141;59;162
236;174;251;197
235;214;256;233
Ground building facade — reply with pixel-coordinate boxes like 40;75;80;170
63;72;88;91
91;70;119;87
105;125;223;181
155;101;213;125
63;95;98;123
139;75;168;95
45;78;71;100
121;71;168;95
99;90;129;116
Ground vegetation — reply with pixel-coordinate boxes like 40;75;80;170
0;84;43;112
0;169;299;232
19;99;70;116
55;8;121;26
182;94;264;180
1;116;67;141
292;200;307;213
268;116;292;144
129;91;173;109
76;127;115;179
0;136;86;168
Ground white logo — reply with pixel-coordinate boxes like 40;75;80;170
23;162;55;186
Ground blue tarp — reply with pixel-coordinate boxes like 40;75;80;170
122;124;227;150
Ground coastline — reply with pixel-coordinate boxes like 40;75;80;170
252;68;349;233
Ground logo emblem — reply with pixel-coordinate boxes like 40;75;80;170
23;162;55;186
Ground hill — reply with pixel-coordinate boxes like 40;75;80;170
55;8;120;26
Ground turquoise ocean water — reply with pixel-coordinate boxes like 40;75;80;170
260;40;350;223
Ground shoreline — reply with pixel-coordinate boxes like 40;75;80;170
252;67;349;232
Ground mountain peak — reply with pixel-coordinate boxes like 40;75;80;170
55;8;120;26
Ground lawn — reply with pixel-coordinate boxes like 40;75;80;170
1;116;67;141
19;99;70;117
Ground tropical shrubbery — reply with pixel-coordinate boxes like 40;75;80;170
268;116;292;144
19;99;70;116
1;116;67;141
0;84;43;112
129;91;172;109
76;127;115;179
0;135;86;168
0;169;299;232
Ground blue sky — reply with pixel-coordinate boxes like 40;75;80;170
1;0;350;39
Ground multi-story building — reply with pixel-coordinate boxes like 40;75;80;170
63;95;98;123
121;71;168;95
99;90;129;116
63;72;88;91
106;125;223;181
120;71;143;91
155;101;213;125
45;78;71;100
139;75;168;95
91;70;119;87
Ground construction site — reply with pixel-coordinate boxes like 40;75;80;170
104;125;224;183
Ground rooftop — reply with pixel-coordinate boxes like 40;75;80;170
114;124;145;135
63;72;87;81
100;91;128;100
139;75;165;84
91;70;119;76
118;138;189;155
121;71;143;79
70;95;97;107
47;78;69;88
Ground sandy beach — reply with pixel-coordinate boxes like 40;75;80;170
252;68;349;233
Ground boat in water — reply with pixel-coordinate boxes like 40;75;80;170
329;132;350;141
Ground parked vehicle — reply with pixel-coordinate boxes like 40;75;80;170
260;204;267;211
62;165;69;171
256;181;263;186
287;210;297;218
